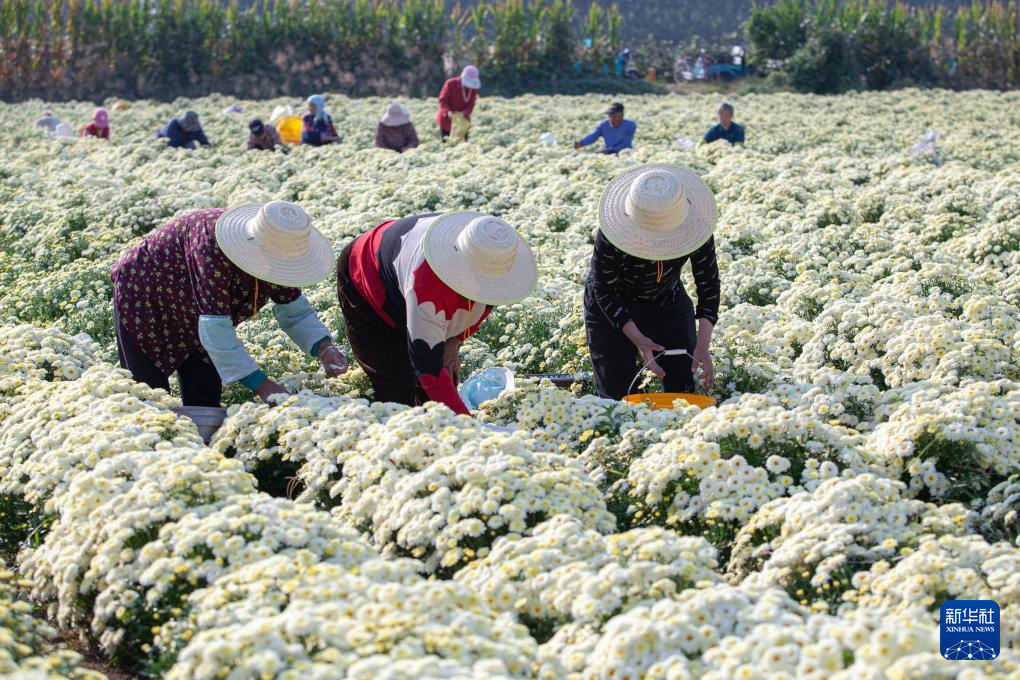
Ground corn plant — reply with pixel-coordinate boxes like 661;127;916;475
954;0;1020;88
0;0;630;100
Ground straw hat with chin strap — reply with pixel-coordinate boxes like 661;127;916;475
423;212;537;306
215;201;334;288
599;163;717;261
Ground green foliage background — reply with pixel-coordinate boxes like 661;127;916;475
0;0;1017;99
748;0;1020;92
0;0;626;101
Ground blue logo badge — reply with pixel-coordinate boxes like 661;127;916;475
941;600;1000;660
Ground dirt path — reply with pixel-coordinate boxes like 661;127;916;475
56;629;138;680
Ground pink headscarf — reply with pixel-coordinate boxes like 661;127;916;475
93;108;109;128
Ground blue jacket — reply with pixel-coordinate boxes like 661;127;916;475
580;119;636;154
158;118;210;149
703;122;744;145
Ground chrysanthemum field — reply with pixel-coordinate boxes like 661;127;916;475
0;90;1018;679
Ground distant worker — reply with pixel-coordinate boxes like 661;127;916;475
703;102;744;145
731;45;745;68
574;102;636;155
81;108;110;139
302;95;341;146
157;111;210;149
35;111;61;135
615;48;628;77
247;118;287;153
437;65;480;142
375;102;419;153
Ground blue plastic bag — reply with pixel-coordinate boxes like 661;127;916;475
459;367;516;411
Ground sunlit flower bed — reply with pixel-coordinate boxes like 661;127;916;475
0;561;103;678
0;89;1018;677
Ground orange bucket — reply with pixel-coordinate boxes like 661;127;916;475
622;392;716;410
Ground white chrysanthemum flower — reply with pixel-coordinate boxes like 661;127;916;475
0;560;103;677
330;407;615;575
160;556;535;680
2;92;1020;679
456;515;719;641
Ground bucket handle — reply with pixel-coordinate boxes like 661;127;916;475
626;349;689;397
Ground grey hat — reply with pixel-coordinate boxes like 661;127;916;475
35;113;60;131
179;110;201;132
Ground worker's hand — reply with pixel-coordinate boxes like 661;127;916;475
443;338;463;385
318;344;349;378
623;321;665;379
692;345;714;387
573;141;582;150
255;379;289;404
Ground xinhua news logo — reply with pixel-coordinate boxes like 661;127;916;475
941;600;1000;661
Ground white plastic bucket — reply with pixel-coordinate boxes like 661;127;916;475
172;406;227;444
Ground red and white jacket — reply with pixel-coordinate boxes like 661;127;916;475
349;214;491;415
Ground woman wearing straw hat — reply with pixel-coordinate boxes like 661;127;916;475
585;164;720;400
375;102;419;153
110;201;348;406
337;212;536;415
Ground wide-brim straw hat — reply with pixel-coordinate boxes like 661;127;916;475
380;103;410;127
216;201;334;288
423;212;537;305
599;163;717;261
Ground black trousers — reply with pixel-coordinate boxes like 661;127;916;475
114;309;222;407
584;293;697;401
336;242;432;407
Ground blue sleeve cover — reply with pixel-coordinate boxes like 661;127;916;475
272;294;332;355
239;370;268;391
197;315;261;384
